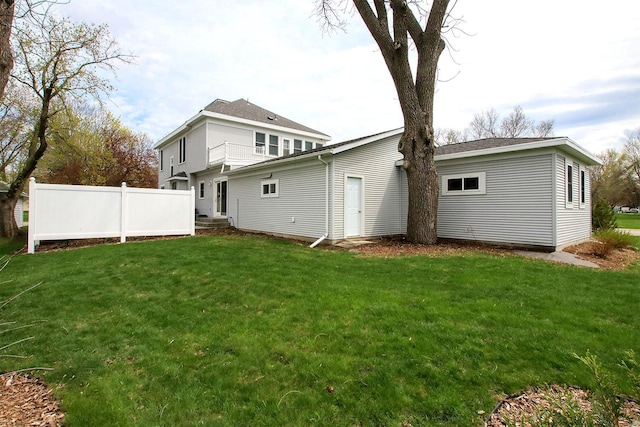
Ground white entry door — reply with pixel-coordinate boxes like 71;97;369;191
345;176;363;237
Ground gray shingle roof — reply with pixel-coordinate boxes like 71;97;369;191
435;137;559;156
204;99;330;137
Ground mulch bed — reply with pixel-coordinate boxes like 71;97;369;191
484;385;640;426
0;373;63;427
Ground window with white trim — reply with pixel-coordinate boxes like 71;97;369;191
255;132;266;154
282;139;291;156
293;139;302;154
442;172;486;195
269;135;279;156
580;168;587;207
159;150;164;171
178;137;186;163
316;142;323;148
199;181;205;199
305;140;313;150
261;179;279;198
566;163;574;207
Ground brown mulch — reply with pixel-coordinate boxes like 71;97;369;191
0;373;63;426
485;385;640;426
350;235;639;271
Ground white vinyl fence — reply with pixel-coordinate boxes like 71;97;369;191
27;178;195;254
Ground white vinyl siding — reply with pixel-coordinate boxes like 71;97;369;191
555;154;591;247
436;153;555;247
228;158;327;239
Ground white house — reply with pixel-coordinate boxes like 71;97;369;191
154;98;331;218
156;101;601;251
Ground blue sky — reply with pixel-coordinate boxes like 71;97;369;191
60;0;640;155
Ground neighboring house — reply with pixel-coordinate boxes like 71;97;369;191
154;98;331;218
156;101;601;250
0;181;27;228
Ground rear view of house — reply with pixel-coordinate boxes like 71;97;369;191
154;98;330;219
156;99;600;251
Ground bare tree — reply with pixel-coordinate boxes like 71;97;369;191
0;14;131;237
316;0;454;244
468;108;500;140
440;105;555;144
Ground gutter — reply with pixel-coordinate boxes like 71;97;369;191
310;154;330;248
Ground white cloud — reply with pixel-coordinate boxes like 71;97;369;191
59;0;640;155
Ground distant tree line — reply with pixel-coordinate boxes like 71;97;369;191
436;105;555;145
592;129;640;208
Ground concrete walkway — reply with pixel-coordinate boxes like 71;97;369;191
513;250;600;268
618;228;640;236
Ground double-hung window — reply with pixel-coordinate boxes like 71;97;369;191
293;139;302;154
305;140;313;150
566;163;574;207
442;172;486;195
269;135;279;156
178;137;186;163
282;139;291;156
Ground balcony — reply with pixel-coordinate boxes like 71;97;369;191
208;142;270;169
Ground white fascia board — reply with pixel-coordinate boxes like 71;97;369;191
226;150;333;176
434;137;602;165
330;128;404;155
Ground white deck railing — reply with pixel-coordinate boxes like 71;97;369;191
208;142;269;167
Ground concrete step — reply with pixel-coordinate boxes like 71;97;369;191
195;217;231;229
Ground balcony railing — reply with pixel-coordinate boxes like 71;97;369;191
208;142;269;168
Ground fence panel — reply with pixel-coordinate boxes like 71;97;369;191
28;179;194;253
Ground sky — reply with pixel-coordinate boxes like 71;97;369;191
58;0;640;155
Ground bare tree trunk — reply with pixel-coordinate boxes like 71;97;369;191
0;0;15;100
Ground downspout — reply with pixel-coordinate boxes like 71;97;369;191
310;154;329;248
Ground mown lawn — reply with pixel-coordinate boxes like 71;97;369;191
616;212;640;229
1;235;639;426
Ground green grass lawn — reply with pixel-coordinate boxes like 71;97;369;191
616;212;640;229
1;235;638;426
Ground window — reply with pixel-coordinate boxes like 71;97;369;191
178;137;186;163
170;156;174;176
269;135;279;156
305;140;313;150
580;169;586;206
255;132;266;154
261;179;279;198
282;139;291;156
442;172;486;195
293;139;302;154
316;142;323;148
159;150;164;171
567;164;574;205
199;181;205;199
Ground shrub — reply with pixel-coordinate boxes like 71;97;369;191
592;197;617;231
593;229;637;250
